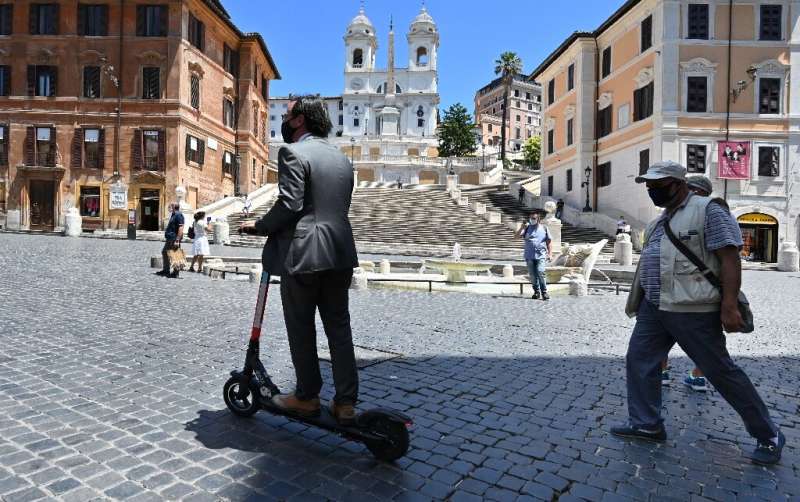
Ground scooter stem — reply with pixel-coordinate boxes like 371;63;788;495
250;271;271;342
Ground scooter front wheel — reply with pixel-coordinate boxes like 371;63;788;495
364;417;410;462
223;377;259;417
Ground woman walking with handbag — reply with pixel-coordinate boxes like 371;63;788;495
189;211;211;273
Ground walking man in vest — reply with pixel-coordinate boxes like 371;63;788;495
611;161;784;465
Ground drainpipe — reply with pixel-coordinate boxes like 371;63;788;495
233;54;241;196
593;36;600;213
723;0;733;200
116;0;123;179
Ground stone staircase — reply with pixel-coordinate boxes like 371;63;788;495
227;186;616;259
459;186;615;254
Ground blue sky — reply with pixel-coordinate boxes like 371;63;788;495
224;0;625;112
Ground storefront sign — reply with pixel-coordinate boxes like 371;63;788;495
109;181;128;210
737;213;778;225
717;141;751;180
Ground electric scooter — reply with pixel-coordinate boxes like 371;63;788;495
223;271;411;462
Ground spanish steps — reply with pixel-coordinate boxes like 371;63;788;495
226;183;615;258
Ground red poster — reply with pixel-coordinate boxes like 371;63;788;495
717;141;751;180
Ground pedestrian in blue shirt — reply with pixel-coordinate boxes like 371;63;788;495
517;212;552;300
156;203;184;278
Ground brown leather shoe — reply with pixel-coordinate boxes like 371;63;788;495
330;402;357;425
271;393;320;417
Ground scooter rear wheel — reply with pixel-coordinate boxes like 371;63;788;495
364;417;409;462
223;377;259;417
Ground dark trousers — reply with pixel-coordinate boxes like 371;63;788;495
280;269;358;405
626;300;776;441
161;240;176;273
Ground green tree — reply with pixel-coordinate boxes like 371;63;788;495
437;103;476;157
494;51;523;166
522;135;541;168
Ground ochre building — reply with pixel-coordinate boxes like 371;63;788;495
0;0;279;231
531;0;800;263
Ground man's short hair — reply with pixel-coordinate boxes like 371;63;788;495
288;94;332;138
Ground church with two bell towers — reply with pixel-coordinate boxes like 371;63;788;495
271;5;445;184
341;5;439;142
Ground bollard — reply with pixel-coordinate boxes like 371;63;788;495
778;242;800;272
502;265;514;278
350;268;368;290
150;256;163;269
379;259;391;274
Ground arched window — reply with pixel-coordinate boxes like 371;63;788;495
352;48;363;68
416;47;428;66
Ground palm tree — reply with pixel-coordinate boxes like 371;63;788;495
494;51;523;167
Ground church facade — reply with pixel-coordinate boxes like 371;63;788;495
270;6;460;185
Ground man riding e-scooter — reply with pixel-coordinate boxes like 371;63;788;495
240;95;360;425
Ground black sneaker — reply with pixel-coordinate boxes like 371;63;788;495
611;424;667;442
532;291;540;300
155;271;168;277
751;431;785;465
542;292;550;301
168;271;180;279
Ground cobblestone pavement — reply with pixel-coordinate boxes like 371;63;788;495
0;233;799;502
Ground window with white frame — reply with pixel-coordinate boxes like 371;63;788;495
681;58;716;113
757;145;780;177
751;60;788;115
687;4;710;39
686;144;707;173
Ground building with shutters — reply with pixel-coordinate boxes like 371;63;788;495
0;0;279;232
530;0;800;263
474;76;542;154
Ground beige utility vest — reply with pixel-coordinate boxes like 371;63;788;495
626;195;722;316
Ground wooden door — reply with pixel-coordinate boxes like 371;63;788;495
29;180;55;230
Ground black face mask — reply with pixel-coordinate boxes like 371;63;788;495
281;119;298;143
647;183;676;207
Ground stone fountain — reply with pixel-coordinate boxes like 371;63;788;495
423;243;494;283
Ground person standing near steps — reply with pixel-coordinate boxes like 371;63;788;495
611;161;785;466
516;211;552;300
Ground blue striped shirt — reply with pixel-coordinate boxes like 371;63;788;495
639;201;743;307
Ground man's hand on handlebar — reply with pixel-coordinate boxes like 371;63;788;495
239;222;258;235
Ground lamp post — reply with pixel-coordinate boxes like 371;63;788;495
99;57;121;177
581;165;592;212
350;136;356;167
472;127;485;172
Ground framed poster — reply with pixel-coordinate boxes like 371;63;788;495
717;141;750;180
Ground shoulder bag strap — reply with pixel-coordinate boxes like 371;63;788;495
663;218;722;289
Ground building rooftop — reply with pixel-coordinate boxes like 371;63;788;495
477;75;540;96
529;0;641;80
203;0;281;79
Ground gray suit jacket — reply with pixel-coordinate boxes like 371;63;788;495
255;136;358;276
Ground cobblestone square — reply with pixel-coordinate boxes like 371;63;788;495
0;234;798;501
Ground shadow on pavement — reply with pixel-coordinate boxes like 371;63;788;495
183;354;800;501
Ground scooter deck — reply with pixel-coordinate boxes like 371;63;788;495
258;398;382;441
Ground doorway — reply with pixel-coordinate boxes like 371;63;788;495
140;189;160;231
738;213;778;263
29;180;55;230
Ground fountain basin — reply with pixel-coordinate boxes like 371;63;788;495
546;266;583;283
423;259;494;283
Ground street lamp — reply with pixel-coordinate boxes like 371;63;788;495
581;165;593;212
472;127;486;172
350;136;356;167
99;57;121;177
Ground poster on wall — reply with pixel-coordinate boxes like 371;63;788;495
109;182;128;210
717;141;751;180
